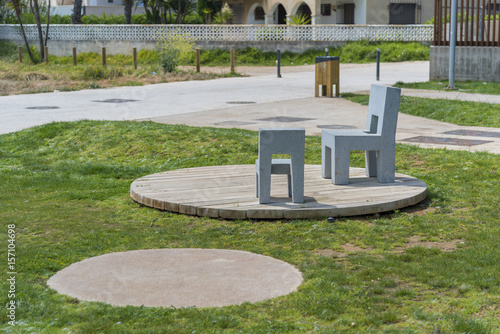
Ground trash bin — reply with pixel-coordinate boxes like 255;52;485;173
315;56;339;97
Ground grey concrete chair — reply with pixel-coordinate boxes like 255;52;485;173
322;84;401;185
256;128;305;204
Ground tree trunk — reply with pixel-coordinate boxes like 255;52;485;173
44;0;51;46
30;0;45;62
72;0;82;24
176;0;181;23
11;0;35;63
124;0;133;24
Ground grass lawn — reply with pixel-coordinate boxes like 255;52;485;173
394;81;500;96
1;121;499;333
342;94;500;128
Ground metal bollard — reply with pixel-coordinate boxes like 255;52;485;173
325;47;329;57
277;47;281;78
376;48;380;81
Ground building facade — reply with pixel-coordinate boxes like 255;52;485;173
229;0;434;25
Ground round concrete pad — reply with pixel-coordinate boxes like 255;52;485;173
47;249;303;308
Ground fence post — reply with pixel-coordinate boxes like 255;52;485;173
18;46;22;63
196;48;200;73
102;47;106;67
133;47;137;70
230;49;235;73
73;47;77;66
44;46;49;64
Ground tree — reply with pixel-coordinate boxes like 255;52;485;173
214;2;233;24
1;0;11;23
138;0;195;24
9;0;35;62
72;0;82;24
123;0;133;24
28;0;49;61
9;0;51;63
197;0;221;24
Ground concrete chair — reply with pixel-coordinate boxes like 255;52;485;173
322;84;401;185
256;128;305;204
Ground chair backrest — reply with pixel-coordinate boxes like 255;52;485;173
258;128;305;158
365;85;401;139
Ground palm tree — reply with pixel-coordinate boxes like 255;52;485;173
72;0;82;24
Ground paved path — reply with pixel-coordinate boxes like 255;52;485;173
1;61;498;153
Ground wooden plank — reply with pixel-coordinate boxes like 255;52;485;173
130;165;427;219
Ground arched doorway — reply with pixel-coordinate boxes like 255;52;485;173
277;4;287;24
296;3;312;24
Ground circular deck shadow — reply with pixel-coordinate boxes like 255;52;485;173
48;249;303;308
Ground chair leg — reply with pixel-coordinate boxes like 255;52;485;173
333;145;350;185
365;150;378;177
255;173;259;198
257;157;272;204
290;155;304;203
322;142;332;179
376;149;396;183
287;173;292;197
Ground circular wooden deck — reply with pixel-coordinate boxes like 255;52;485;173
130;165;427;220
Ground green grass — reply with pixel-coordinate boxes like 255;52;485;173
1;121;499;333
343;93;500;128
201;42;429;66
394;81;500;95
1;40;429;67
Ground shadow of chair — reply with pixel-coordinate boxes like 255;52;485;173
256;128;305;204
322;84;401;185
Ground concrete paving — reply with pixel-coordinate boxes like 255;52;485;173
1;60;498;153
47;249;303;308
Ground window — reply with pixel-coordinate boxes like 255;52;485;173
389;3;416;24
321;4;331;16
255;6;265;21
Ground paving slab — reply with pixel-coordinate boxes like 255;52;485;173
47;249;303;308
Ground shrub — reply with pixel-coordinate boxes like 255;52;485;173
82;65;108;80
157;32;196;72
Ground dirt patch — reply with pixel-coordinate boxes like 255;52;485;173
402;205;436;216
313;236;465;258
392;236;465;253
313;243;374;258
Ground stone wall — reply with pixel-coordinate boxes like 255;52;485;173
430;46;500;83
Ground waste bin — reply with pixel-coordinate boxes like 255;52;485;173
315;56;339;97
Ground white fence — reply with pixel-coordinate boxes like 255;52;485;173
0;24;433;42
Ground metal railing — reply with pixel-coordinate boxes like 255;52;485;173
434;0;500;46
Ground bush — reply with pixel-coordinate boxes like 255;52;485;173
157;32;196;72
